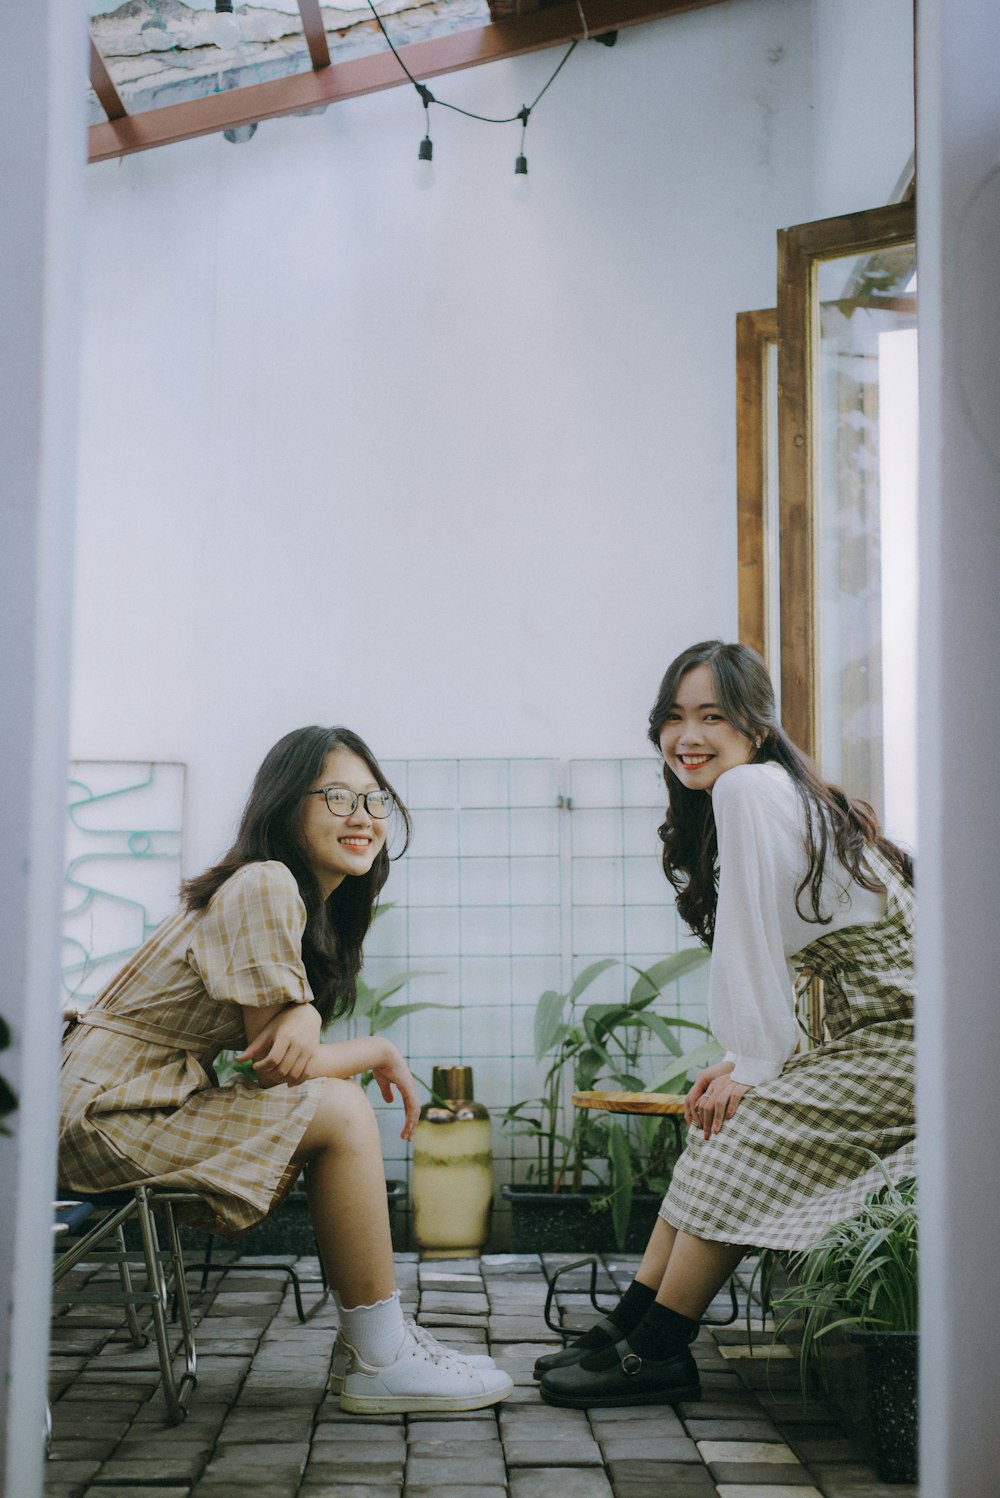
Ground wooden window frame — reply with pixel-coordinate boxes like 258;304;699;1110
775;199;916;758
736;307;778;665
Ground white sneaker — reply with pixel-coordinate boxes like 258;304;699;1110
329;1317;495;1393
339;1324;513;1414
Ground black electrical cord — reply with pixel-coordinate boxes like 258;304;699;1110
365;0;578;128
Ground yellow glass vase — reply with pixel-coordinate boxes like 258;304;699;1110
412;1065;493;1259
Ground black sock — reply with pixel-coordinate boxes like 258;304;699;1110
627;1301;699;1360
608;1278;657;1334
570;1279;656;1352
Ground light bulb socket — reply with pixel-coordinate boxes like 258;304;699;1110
514;154;528;176
418;135;433;162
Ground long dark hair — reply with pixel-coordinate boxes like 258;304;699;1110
647;640;913;948
181;726;410;1023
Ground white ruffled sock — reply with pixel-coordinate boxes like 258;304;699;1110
338;1290;406;1368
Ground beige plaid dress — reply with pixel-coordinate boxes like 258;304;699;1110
59;861;326;1238
661;851;915;1251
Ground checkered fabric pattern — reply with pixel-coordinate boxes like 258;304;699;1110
662;850;916;1251
59;862;325;1238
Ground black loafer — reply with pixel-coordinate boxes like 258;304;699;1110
532;1316;622;1379
539;1338;701;1409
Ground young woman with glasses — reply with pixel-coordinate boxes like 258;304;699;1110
59;726;512;1414
536;640;915;1410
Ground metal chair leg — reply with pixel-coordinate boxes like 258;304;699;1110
114;1222;148;1349
133;1185;195;1423
699;1273;741;1327
544;1258;614;1335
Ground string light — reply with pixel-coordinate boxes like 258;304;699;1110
212;1;242;50
365;1;584;175
417;84;434;163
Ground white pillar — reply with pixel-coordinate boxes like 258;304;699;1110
917;1;1000;1491
0;7;85;1495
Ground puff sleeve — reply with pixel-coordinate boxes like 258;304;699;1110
707;764;887;1086
187;861;315;1009
708;765;812;1086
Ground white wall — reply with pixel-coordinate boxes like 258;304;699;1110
74;0;845;873
917;0;1000;1486
811;0;915;212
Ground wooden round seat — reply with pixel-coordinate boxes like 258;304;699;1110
572;1090;688;1115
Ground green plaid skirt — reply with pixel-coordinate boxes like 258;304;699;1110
661;854;915;1251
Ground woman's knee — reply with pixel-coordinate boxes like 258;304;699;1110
303;1078;379;1149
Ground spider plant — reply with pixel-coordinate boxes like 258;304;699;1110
757;1155;917;1391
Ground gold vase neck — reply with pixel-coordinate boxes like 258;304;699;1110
431;1064;475;1102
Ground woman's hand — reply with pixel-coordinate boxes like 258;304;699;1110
370;1043;421;1143
685;1060;753;1138
237;1002;322;1088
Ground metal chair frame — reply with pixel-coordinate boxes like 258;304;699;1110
52;1185;199;1424
543;1255;740;1337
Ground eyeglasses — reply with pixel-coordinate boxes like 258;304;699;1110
305;786;395;819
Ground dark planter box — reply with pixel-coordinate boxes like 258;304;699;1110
819;1328;918;1484
231;1179;408;1255
134;1180;408;1256
502;1184;663;1254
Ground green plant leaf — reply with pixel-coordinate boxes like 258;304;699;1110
606;1118;634;1249
534;990;569;1063
568;959;618;1003
582;1003;624;1044
370;972;429;1004
648;1038;723;1091
627;949;709;1004
375;1001;457;1030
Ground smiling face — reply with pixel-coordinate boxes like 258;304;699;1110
657;662;756;794
300;746;388;897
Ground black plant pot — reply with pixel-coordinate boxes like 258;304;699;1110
821;1327;918;1484
851;1329;918;1484
231;1179;408;1255
155;1179;408;1256
502;1184;663;1254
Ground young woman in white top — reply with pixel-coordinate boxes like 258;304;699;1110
538;640;915;1409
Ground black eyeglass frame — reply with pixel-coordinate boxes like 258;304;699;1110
304;787;395;820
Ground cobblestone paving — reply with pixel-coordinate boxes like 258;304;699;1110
46;1252;916;1498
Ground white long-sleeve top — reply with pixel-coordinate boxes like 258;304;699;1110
708;762;885;1087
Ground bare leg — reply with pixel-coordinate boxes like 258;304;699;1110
635;1217;677;1290
292;1078;395;1307
653;1229;744;1320
635;1216;743;1318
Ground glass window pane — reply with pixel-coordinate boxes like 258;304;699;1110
815;245;917;849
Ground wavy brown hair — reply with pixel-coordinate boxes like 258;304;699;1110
181;726;410;1023
647;641;913;948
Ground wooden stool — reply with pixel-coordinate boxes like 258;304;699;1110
541;1090;739;1333
573;1089;689;1156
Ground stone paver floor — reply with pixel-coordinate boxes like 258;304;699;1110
46;1250;916;1498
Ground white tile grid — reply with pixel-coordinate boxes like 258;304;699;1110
355;758;706;1211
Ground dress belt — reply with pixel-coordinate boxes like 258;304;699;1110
63;1008;209;1052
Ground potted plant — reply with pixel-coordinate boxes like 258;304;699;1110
759;1160;918;1484
501;950;716;1251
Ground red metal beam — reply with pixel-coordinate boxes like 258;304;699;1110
88;0;726;162
297;0;331;71
89;37;128;123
